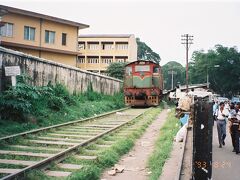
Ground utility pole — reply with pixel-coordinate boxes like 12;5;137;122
181;34;193;93
207;68;209;88
168;70;177;90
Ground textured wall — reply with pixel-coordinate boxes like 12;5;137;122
0;47;122;94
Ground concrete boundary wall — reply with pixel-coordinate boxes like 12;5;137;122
0;47;122;95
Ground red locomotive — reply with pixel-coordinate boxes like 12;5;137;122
124;60;163;106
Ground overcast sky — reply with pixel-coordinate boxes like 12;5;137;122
1;0;240;66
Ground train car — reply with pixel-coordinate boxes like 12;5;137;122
124;60;163;107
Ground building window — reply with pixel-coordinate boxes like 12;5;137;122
45;30;55;44
116;42;128;50
101;57;113;64
78;56;85;63
62;33;67;46
0;23;13;37
87;57;99;64
24;26;35;41
88;43;99;50
78;42;85;50
102;42;114;50
116;56;128;63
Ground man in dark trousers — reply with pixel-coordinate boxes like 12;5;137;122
235;102;240;154
228;103;240;153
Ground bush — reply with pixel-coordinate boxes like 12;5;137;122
0;75;125;124
0;76;75;121
0;82;40;121
51;83;76;106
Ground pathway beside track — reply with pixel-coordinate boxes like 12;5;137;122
212;121;240;180
101;109;168;180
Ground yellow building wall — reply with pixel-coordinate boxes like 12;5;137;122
41;19;78;52
4;46;40;57
41;52;76;66
128;35;138;61
2;13;41;47
78;36;137;73
80;37;130;56
1;13;79;67
2;13;78;53
4;46;76;66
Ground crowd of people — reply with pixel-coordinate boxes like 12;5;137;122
213;100;240;154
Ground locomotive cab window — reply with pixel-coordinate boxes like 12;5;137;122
153;66;159;73
125;66;132;75
135;65;150;72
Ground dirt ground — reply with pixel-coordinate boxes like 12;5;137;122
101;109;168;180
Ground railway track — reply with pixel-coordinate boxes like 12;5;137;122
0;108;148;179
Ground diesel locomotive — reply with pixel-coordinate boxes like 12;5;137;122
123;60;163;107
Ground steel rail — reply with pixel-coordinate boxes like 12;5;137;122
0;107;129;141
1;108;148;180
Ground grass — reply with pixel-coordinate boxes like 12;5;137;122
147;109;180;180
68;107;162;180
0;93;125;138
0;77;125;137
24;107;162;180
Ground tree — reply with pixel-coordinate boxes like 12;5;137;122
162;61;185;90
136;38;161;64
189;45;240;96
106;62;126;80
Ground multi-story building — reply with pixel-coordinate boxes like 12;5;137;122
0;5;89;66
78;34;137;74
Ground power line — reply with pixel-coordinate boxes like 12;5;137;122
181;34;193;93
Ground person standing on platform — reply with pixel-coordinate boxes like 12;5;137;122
216;102;228;148
213;100;218;122
228;103;239;153
235;102;240;154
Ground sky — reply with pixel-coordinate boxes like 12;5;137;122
1;0;240;66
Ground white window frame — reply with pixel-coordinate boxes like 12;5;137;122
78;57;85;63
45;30;55;44
116;43;128;50
24;26;35;41
88;43;99;50
87;57;99;64
0;23;13;37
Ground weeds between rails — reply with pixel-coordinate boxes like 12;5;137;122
24;107;162;180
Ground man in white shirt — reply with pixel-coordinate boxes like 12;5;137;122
224;101;230;116
216;102;228;148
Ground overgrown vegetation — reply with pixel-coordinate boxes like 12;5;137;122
137;38;161;64
162;45;240;95
0;75;125;137
162;61;186;90
105;62;126;80
67;108;162;180
147;109;180;180
24;107;162;180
